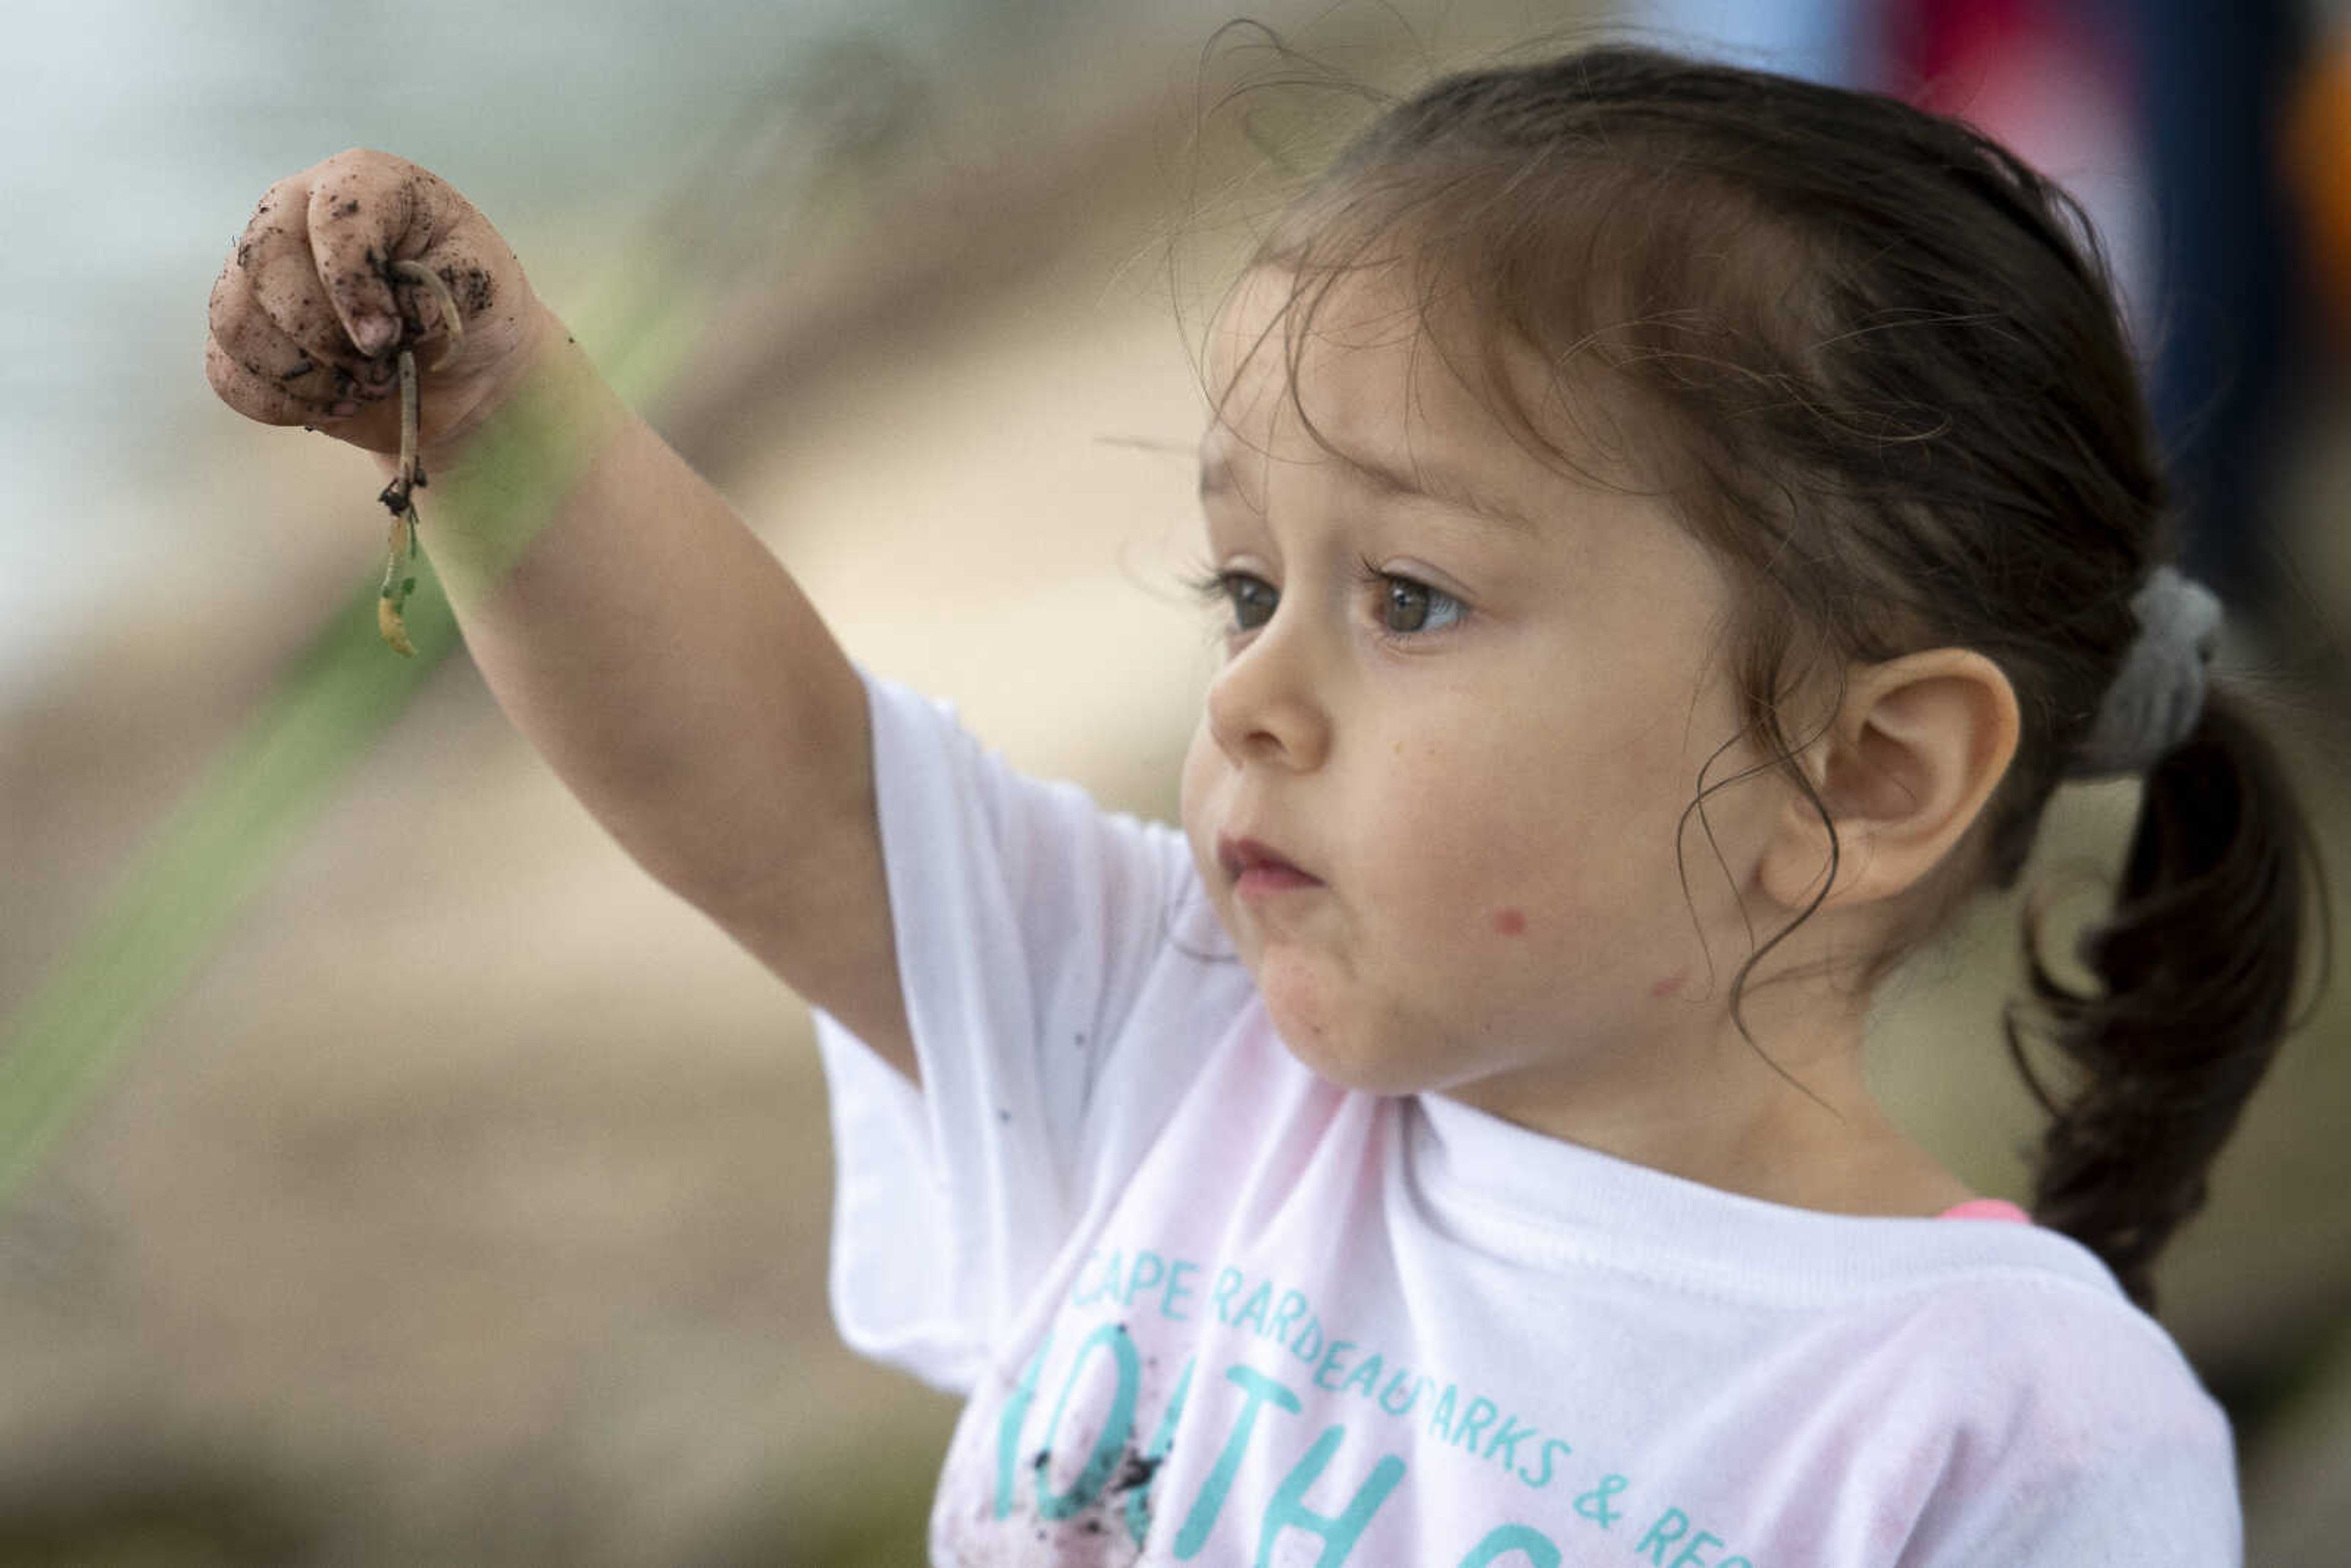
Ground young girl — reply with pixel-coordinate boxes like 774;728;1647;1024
205;43;2320;1566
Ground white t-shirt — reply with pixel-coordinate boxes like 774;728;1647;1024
812;672;2240;1566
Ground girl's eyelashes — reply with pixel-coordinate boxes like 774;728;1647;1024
1357;557;1466;638
1191;567;1280;634
1188;560;1469;641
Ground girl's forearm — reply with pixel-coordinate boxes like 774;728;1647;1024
411;311;899;1037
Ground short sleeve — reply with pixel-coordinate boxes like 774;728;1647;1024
811;669;1250;1392
1936;1417;2240;1566
1894;1282;2242;1567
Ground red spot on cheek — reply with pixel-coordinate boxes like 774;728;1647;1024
1492;909;1526;937
1651;971;1687;999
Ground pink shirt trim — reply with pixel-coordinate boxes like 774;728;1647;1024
1939;1198;2033;1224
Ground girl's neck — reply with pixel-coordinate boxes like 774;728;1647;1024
1441;1002;1976;1219
1449;1076;1976;1217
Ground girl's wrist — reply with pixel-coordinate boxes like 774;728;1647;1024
393;309;637;609
360;302;599;481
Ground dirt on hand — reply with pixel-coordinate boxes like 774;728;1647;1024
203;149;546;462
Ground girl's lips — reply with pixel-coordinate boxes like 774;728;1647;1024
1218;835;1322;899
1236;863;1322;899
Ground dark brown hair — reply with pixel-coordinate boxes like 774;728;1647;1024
1237;42;2328;1308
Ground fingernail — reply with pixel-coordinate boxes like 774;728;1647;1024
351;317;396;355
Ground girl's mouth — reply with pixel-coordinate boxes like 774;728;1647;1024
1218;835;1322;899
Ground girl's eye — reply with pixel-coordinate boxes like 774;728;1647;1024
1374;572;1466;636
1214;571;1279;633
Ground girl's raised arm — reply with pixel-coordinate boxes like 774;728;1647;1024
204;148;914;1076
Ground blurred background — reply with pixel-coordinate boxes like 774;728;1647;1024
4;0;2350;1561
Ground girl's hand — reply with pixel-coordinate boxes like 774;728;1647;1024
204;149;548;460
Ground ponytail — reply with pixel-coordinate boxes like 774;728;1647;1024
2006;686;2330;1309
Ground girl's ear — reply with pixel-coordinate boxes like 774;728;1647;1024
1757;648;2021;911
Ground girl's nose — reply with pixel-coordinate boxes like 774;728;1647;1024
1204;609;1332;771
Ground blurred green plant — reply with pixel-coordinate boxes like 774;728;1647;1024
0;561;462;1200
0;247;718;1204
0;34;930;1207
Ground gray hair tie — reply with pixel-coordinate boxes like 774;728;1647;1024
2066;566;2224;779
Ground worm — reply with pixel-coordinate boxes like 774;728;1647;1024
374;348;422;656
369;261;466;656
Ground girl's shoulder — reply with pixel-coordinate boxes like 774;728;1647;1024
1415;1096;2225;1435
1876;1244;2218;1394
1809;1230;2233;1479
1841;1256;2240;1559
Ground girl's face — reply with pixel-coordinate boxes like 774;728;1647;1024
1179;269;1807;1135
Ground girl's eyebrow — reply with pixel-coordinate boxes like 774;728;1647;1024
1198;438;1535;533
1198;453;1235;501
1337;446;1538;533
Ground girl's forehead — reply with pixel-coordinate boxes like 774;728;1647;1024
1207;266;1417;388
1207;268;1465;444
1201;266;1634;507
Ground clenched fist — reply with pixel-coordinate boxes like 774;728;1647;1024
205;149;550;459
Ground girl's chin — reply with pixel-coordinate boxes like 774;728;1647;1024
1262;1011;1438;1098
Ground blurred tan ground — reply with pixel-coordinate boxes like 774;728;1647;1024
6;16;2351;1566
